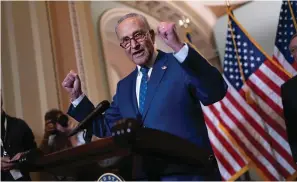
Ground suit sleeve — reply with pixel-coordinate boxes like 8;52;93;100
180;45;228;106
103;82;123;135
67;95;95;122
67;83;123;137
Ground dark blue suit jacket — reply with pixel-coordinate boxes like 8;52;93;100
281;75;297;163
68;46;227;179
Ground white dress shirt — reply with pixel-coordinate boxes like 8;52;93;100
72;44;189;108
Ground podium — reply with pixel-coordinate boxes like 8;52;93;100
31;128;217;180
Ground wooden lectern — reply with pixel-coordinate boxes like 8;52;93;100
30;128;217;180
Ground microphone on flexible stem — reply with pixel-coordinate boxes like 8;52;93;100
68;100;110;137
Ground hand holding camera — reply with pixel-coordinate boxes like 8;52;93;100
43;110;69;137
44;120;57;136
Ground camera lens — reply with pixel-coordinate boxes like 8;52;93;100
57;114;68;127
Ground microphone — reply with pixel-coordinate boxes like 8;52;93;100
68;100;110;137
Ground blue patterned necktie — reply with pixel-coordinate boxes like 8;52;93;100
139;66;149;115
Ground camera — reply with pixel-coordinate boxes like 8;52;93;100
45;109;69;128
51;114;68;128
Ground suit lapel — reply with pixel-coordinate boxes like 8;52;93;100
142;51;168;120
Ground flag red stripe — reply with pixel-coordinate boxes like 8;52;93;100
204;116;238;178
224;93;291;177
211;143;237;176
272;56;284;67
238;89;287;139
204;117;230;181
219;101;284;173
254;69;281;97
264;60;291;81
226;92;289;158
238;89;296;176
205;116;246;167
246;80;283;116
208;105;278;180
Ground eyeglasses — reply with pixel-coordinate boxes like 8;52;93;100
120;31;150;49
290;47;297;54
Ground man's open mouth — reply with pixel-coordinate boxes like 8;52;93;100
133;50;145;57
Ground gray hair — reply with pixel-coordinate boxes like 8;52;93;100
115;13;151;37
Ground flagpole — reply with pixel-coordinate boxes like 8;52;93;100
227;14;253;104
180;12;251;181
214;2;258;181
225;0;230;9
223;2;276;180
224;7;265;181
179;17;213;66
225;0;255;164
225;1;248;91
212;1;260;180
287;0;297;31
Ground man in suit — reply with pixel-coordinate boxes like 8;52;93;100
1;98;37;181
281;33;297;163
62;13;228;180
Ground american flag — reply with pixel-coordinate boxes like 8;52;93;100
202;8;297;180
273;0;297;75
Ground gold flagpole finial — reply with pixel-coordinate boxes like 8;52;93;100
225;0;231;9
179;16;192;43
179;16;191;29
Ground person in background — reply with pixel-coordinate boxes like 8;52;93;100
39;109;86;154
1;97;37;181
39;109;86;181
281;33;297;163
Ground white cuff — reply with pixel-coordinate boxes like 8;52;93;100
173;43;189;63
71;94;85;108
